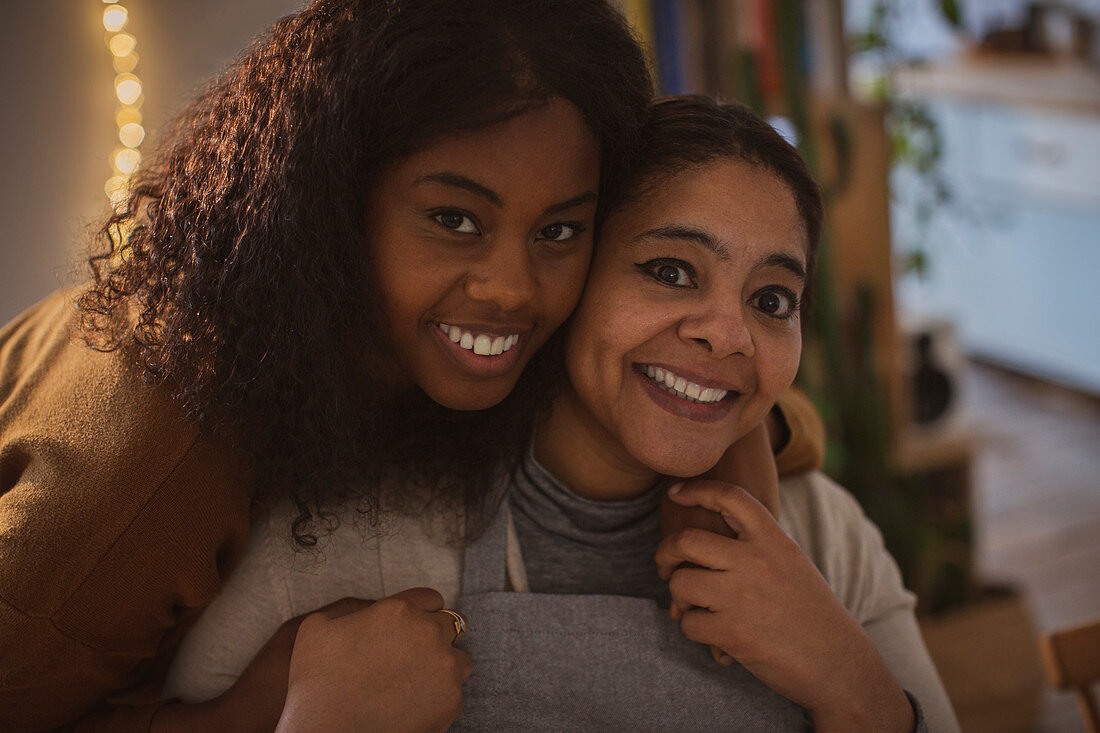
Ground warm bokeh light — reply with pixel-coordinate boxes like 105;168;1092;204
102;5;128;32
116;107;142;127
119;122;145;148
104;175;129;211
115;75;142;105
113;53;139;74
108;220;137;263
114;147;141;175
101;3;145;215
108;33;136;57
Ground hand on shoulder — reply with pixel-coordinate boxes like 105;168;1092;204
657;479;915;732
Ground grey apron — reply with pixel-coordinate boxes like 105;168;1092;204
451;497;811;732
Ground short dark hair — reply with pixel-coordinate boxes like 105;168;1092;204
607;95;824;293
79;0;652;546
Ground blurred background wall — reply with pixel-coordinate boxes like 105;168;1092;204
0;0;304;323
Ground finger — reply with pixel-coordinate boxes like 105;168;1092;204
389;586;446;613
655;528;738;580
710;644;730;666
679;607;721;647
436;608;469;646
453;648;474;683
666;480;773;539
667;567;719;611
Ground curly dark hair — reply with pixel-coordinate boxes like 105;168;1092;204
79;0;652;546
606;95;824;305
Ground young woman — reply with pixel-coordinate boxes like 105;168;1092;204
0;1;652;729
163;98;957;732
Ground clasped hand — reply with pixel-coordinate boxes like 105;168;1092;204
656;479;914;733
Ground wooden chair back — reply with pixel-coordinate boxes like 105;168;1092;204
1039;618;1100;733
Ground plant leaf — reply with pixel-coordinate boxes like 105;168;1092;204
938;0;962;28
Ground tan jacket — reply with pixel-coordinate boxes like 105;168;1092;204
0;290;823;731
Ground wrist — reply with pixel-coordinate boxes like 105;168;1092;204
810;676;914;733
277;684;352;733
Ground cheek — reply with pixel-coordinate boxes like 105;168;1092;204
545;247;595;323
755;330;802;397
564;289;625;404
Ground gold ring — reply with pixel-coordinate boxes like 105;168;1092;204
440;608;468;644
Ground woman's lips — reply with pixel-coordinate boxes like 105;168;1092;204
432;322;528;377
633;363;740;423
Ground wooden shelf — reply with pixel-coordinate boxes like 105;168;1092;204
895;50;1100;115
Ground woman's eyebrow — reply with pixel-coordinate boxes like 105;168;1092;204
634;225;731;261
415;172;503;207
544;191;597;216
755;252;806;281
413;174;595;216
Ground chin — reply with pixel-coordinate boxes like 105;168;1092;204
422;380;516;412
633;441;727;479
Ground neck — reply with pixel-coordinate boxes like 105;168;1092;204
534;384;660;501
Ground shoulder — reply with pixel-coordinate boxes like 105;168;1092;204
777;471;915;623
1;287;252;628
777;470;872;556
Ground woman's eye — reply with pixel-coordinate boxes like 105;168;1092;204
538;223;581;242
752;289;798;319
637;259;696;288
434;211;479;234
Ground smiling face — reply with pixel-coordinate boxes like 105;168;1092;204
366;99;601;410
563;158;808;477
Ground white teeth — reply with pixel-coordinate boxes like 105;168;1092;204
642;365;730;404
440;323;521;356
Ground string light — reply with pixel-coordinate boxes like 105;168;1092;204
100;2;145;216
102;5;128;33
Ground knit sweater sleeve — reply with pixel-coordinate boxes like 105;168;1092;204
0;291;252;731
778;472;960;733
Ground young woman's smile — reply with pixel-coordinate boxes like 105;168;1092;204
366;100;600;410
561;158;808;478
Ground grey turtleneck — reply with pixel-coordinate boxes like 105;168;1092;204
507;449;669;602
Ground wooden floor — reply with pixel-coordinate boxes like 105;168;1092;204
965;364;1100;732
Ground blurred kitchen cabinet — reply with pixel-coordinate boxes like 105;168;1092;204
893;55;1100;395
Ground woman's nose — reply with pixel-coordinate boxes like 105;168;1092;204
462;239;538;313
676;301;755;359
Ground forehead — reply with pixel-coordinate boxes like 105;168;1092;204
387;99;600;189
606;159;807;261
